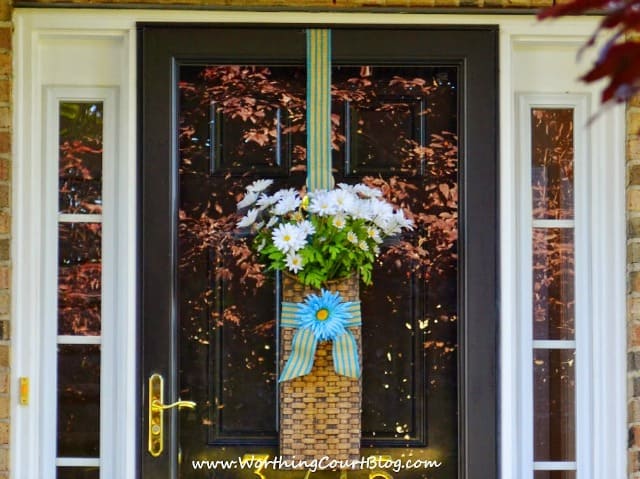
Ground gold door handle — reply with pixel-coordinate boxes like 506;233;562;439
148;373;196;457
151;399;196;411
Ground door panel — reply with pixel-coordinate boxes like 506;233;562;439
140;25;497;479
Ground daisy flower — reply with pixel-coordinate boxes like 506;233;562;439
298;220;316;237
297;290;350;341
256;193;278;211
285;252;304;273
354;183;383;198
337;182;357;193
273;192;301;216
267;215;279;228
347;231;359;244
329;189;355;213
366;226;382;243
237;208;259;228
350;199;373;221
332;214;347;230
358;240;369;252
308;191;336;216
273;188;299;201
246;178;274;194
394;209;414;230
237;191;259;209
272;223;306;254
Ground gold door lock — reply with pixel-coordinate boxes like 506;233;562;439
148;373;196;457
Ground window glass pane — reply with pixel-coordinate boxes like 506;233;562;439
178;64;306;441
57;467;99;479
331;65;458;452
57;345;101;457
177;62;459;476
531;108;574;220
59;102;103;214
332;65;457;177
179;65;306;177
534;471;576;479
58;223;101;335
534;349;576;461
533;228;574;340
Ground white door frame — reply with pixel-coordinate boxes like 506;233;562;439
11;9;626;479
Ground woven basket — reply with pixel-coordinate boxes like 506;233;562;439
279;273;362;464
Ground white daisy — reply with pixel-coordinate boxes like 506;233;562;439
237;191;259;210
350;199;373;221
337;183;357;193
366;226;382;243
256;193;278;211
369;198;394;220
246;179;274;194
267;216;279;228
236;208;259;228
273;193;301;216
358;240;369;252
394;209;414;230
308;191;336;216
354;183;383;198
273;188;299;201
272;223;306;254
298;220;316;237
285;252;304;273
332;214;347;230
329;189;356;213
347;231;359;244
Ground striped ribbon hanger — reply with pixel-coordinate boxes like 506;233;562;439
306;29;334;191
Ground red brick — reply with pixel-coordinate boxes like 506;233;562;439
0;372;7;396
631;425;640;448
0;108;9;130
0;80;9;104
0;133;8;155
0;2;10;22
0;268;9;291
0;29;9;51
630;321;640;347
0;53;9;78
0;446;8;470
0;161;9;182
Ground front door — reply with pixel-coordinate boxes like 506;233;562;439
139;24;497;479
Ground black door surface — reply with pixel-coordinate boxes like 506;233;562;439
139;25;498;479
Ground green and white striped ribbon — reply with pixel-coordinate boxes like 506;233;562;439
306;29;334;191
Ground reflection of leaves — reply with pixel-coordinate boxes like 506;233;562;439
532;109;574;219
59;103;103;214
533;229;575;338
178;66;460;381
59;263;101;335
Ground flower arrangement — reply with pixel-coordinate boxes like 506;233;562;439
236;179;413;288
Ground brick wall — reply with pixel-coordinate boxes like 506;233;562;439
16;0;556;8
629;97;640;477
0;1;9;478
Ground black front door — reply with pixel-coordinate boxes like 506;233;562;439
139;24;498;479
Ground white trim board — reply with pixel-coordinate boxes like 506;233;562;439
11;10;626;479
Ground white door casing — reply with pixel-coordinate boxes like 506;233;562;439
11;10;626;479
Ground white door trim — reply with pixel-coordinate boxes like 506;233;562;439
12;9;626;479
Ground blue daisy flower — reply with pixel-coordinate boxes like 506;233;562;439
297;290;350;341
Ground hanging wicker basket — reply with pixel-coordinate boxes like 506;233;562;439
279;273;362;464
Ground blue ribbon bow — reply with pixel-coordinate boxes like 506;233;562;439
279;290;361;382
